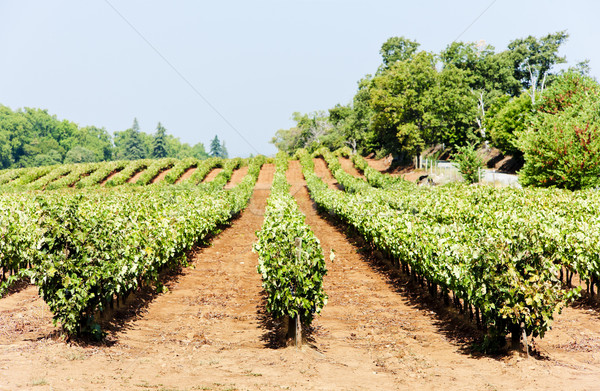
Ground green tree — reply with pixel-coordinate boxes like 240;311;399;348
220;140;229;159
64;146;98;164
453;143;484;184
379;36;420;70
114;118;147;160
487;93;532;154
209;135;222;158
369;51;438;157
190;142;209;159
507;31;569;104
153;122;168;158
517;71;600;190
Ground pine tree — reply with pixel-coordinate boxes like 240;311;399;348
220;140;229;159
153;122;167;158
124;129;146;160
132;117;140;132
210;135;221;157
120;117;146;160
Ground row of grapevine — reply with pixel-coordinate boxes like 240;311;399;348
254;153;327;335
0;156;265;338
336;150;600;298
75;160;130;188
163;157;200;184
179;157;222;185
104;159;151;187
198;158;243;190
132;158;178;186
0;156;246;192
299;149;573;347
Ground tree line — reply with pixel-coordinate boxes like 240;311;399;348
272;31;600;189
0;106;228;168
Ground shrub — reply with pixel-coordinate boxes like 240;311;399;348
453;143;484;184
517;72;600;190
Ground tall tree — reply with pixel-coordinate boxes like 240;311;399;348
507;31;569;104
209;135;222;158
152;122;167;158
379;36;420;71
369;51;438;157
114;118;147;160
220;140;229;159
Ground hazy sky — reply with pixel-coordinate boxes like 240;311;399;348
1;1;598;157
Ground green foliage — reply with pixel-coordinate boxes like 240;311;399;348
273;31;572;161
134;158;177;186
270;111;340;154
300;148;577;345
152;123;168;159
104;160;150;187
487;93;532;154
64;146;98;164
1;156;265;337
507;31;569;101
379;36;420;70
75;161;129;188
518;71;600;190
254;153;327;324
162;158;199;184
183;158;222;185
209;135;228;158
452;144;484;184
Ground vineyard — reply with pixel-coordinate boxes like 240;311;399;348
1;153;600;390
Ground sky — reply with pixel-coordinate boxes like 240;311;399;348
1;0;598;157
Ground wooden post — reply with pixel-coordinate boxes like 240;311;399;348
295;314;302;347
521;321;529;358
294;237;302;348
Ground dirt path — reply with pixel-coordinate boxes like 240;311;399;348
202;168;223;183
302;159;600;389
175;166;197;184
127;168;147;184
224;166;249;189
338;156;365;179
150;167;172;184
99;169;122;186
313;158;341;190
365;157;391;172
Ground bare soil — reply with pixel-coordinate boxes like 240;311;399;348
99;169;122;186
127;169;147;184
1;162;600;390
224;166;249;189
150;167;172;184
175;167;197;184
365;157;425;182
338;157;364;179
202;168;223;183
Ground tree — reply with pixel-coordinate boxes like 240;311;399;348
152;122;168;158
210;135;223;158
64;146;98;164
440;41;521;140
517;71;600;190
369;51;438;157
190;142;209;160
379;36;420;70
114;118;147;160
487;93;532;155
507;31;569;104
270;112;337;154
220;140;229;159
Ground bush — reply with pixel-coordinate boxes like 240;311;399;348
487;93;532;155
517;72;600;190
453;143;484;184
